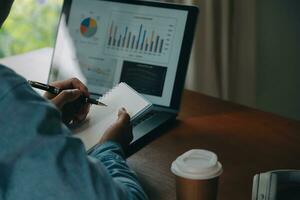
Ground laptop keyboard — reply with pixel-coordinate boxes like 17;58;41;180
132;111;157;127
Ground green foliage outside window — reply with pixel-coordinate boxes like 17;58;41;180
0;0;62;58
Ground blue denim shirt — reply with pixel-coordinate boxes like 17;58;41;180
0;65;148;200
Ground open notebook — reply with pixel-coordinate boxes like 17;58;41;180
72;82;152;150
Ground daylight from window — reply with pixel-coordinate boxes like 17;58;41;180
0;0;62;58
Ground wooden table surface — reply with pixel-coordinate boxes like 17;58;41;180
128;90;300;200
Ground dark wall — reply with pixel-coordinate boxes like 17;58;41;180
256;0;300;120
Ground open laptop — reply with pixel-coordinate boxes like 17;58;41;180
48;0;198;151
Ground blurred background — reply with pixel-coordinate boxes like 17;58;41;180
0;0;62;58
0;0;299;121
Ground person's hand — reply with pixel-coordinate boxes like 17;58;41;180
100;108;133;151
44;78;90;125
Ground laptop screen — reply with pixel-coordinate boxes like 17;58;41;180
49;0;190;107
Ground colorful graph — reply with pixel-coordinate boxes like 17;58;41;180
107;22;167;54
104;12;177;64
80;17;98;38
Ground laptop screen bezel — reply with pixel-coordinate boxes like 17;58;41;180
49;0;199;110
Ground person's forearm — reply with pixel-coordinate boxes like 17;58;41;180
88;142;148;200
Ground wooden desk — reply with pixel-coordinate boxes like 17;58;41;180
2;49;300;199
128;91;300;200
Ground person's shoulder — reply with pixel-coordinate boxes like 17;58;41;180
0;64;27;98
0;64;25;80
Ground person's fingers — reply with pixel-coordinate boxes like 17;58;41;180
45;80;76;99
68;103;90;125
72;114;86;125
51;89;82;109
50;78;90;97
45;78;89;100
117;107;132;142
74;104;90;122
70;78;89;97
118;107;127;117
99;107;133;149
79;103;90;115
117;108;130;123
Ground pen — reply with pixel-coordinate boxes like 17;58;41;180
28;80;107;106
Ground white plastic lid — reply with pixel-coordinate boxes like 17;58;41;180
171;149;223;180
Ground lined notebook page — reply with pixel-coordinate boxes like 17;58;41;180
72;82;152;150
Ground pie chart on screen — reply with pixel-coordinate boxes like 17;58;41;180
80;17;98;38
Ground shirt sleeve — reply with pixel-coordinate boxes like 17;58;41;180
0;66;148;200
88;142;148;200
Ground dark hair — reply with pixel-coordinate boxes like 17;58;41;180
0;0;14;27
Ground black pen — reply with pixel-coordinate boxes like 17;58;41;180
28;80;107;106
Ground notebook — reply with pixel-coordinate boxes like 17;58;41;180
72;82;152;150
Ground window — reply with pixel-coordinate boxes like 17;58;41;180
0;0;62;58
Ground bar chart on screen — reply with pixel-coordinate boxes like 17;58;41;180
104;11;177;64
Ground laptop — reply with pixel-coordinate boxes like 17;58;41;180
48;0;198;152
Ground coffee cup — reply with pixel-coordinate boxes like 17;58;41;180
171;149;223;200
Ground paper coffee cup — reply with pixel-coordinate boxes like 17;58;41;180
171;149;223;200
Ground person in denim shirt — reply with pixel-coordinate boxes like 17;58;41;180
0;1;148;200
